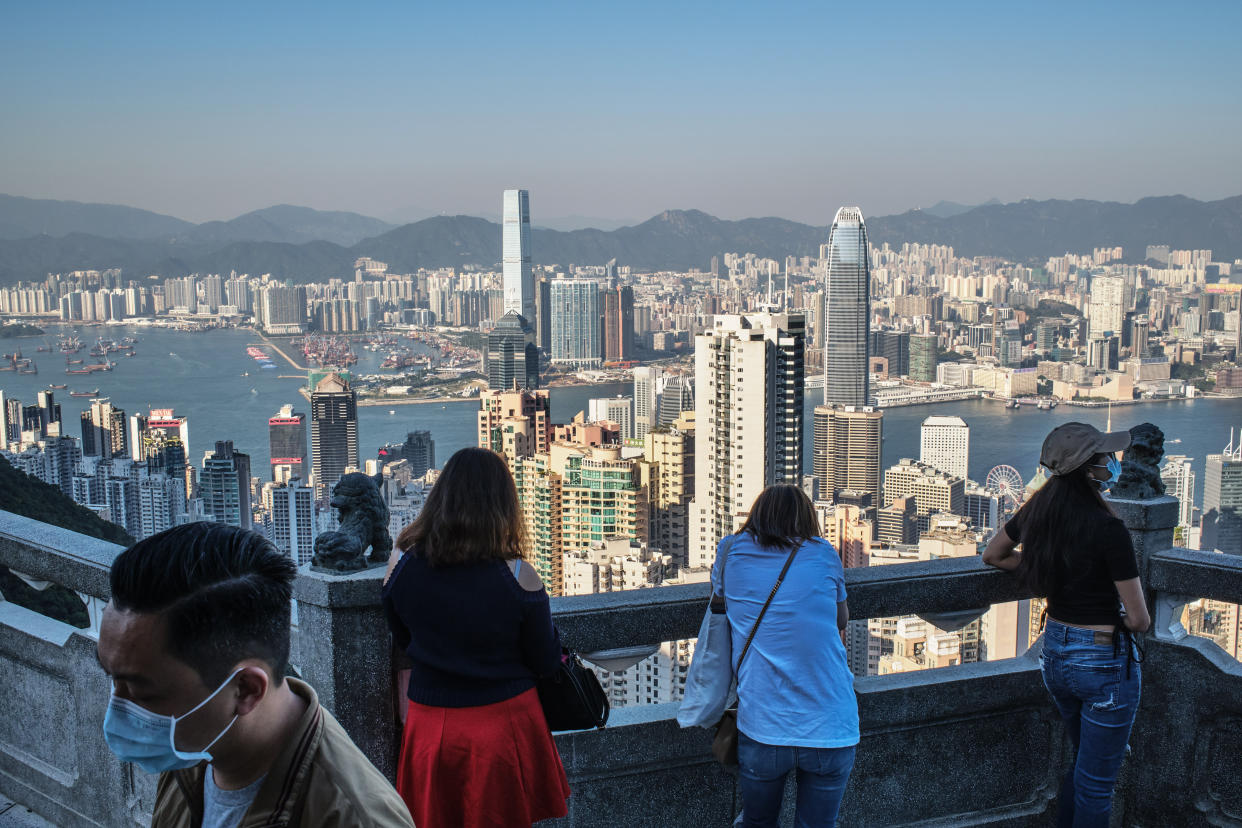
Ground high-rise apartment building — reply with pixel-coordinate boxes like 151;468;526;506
1202;446;1242;554
640;412;695;566
200;441;252;529
502;189;535;323
689;311;805;568
587;396;633;440
824;207;871;407
920;415;970;481
602;285;635;362
310;373;358;498
550;280;603;367
883;458;966;533
633;366;662;439
269;479;316;565
485;311;539;390
268;404;307;481
80;398;127;460
260;283;307;335
812;405;882;504
477;389;552;466
1089;275;1126;339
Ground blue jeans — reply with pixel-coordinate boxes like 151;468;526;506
737;731;855;828
1040;621;1141;828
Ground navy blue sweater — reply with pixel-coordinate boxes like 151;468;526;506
382;550;563;708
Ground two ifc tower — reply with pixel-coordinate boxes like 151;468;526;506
487;194;873;406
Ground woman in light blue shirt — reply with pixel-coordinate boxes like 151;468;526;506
711;484;859;827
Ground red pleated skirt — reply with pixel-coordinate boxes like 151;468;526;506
396;687;570;828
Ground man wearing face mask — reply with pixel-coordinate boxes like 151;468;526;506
97;522;415;827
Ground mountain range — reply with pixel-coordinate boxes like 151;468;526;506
0;193;1239;286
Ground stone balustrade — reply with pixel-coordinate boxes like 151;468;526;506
1;497;1241;826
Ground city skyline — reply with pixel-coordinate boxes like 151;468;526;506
3;3;1240;224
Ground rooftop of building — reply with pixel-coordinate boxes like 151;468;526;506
1;492;1240;826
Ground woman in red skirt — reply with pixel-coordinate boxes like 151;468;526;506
383;446;570;827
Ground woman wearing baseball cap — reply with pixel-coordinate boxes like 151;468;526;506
983;422;1150;828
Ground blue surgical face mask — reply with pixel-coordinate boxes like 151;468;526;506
102;669;241;774
1091;457;1122;491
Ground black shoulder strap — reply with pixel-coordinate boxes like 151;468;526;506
734;542;801;673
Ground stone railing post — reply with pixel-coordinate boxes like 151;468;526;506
291;567;398;779
1106;494;1178;616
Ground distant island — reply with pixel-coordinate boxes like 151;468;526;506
0;323;44;337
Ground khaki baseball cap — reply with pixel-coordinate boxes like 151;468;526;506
1040;422;1131;476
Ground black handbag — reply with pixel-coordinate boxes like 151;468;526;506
537;648;610;731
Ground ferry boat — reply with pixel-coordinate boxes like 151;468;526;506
69;389;100;397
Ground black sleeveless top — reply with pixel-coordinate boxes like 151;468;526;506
1004;511;1140;626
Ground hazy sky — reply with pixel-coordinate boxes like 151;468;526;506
3;1;1240;226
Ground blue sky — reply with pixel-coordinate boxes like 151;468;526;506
2;1;1240;225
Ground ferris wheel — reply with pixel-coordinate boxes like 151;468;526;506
985;465;1025;514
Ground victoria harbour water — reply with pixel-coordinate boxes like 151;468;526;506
5;324;1242;504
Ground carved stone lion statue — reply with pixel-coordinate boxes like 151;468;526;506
1111;422;1165;500
311;472;393;572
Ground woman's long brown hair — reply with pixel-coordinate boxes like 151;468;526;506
395;447;526;566
739;484;821;549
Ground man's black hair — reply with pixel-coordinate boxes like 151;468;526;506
109;522;297;685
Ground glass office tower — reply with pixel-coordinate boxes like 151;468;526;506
824;206;871;407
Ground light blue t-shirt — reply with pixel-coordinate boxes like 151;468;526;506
710;532;859;749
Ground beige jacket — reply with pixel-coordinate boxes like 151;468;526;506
152;678;414;828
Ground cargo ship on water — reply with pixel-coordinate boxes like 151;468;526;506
69;389;100;398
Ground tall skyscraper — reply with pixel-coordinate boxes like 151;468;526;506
485;311;539;390
824;206;871;407
920;415;970;481
130;409;190;496
310;373;359;498
1161;454;1196;531
550;280;603;367
657;375;694;427
641;412;695;567
80;398;128;459
632;366;662;439
1089;275;1126;339
477;389;552;466
602;285;635;362
1203;442;1242;555
35;390;62;438
909;333;938;382
812;405;882;504
377;431;436;480
260;283;307;335
269;479;315;565
200;440;252;529
268;404;307;481
502;189;535;323
587;396;633;440
689;311;805;568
